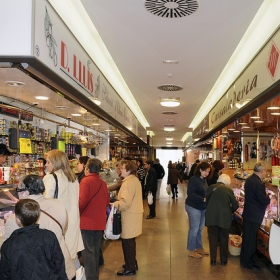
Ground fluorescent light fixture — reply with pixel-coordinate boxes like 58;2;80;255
71;113;82;116
160;98;180;107
35;96;49;100
164;125;175;131
163;60;179;64
166;142;172;145
267;106;280;110
166;137;173;141
5;81;25;87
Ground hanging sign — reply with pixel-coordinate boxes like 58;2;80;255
19;138;32;154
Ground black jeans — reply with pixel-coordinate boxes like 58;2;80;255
148;191;157;217
81;229;103;280
171;184;178;197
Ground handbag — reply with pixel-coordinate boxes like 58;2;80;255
113;209;122;235
104;204;120;240
166;184;171;195
52;173;58;199
147;192;153;205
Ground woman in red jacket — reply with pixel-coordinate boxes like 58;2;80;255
79;158;109;280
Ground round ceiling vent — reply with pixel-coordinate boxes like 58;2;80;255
162;111;178;115
145;0;199;18
158;84;183;91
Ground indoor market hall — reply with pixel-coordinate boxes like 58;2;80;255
99;181;277;280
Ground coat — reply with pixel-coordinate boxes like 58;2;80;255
0;224;67;280
153;163;165;179
114;174;143;239
145;167;158;193
79;173;110;230
4;194;76;279
43;169;84;259
167;167;182;184
205;182;239;229
242;173;270;224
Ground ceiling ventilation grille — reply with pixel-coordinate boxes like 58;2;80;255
158;84;183;91
145;0;199;18
162;111;178;115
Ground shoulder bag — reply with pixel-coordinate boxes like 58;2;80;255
52;173;58;199
40;209;63;234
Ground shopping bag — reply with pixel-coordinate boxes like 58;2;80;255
147;192;153;205
166;184;171;195
104;204;120;240
76;266;86;280
113;210;122;235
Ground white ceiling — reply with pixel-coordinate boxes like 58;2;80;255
79;0;264;147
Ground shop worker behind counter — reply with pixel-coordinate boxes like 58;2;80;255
240;161;270;270
0;199;67;280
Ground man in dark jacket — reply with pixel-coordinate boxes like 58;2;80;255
144;160;158;219
153;158;165;199
240;161;270;270
189;159;200;178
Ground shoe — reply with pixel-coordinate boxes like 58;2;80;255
220;261;227;266
117;270;136;276
146;215;155;219
195;249;209;256
210;260;216;266
122;263;138;270
188;251;202;258
171;196;174;199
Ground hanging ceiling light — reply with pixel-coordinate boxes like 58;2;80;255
164;124;175;131
160;98;180;107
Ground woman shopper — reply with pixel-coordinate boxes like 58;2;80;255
167;163;183;199
136;159;146;198
114;160;143;276
4;174;76;279
76;156;90;183
205;174;239;266
43;150;84;261
185;161;211;258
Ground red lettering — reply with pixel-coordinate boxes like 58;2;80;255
60;41;68;69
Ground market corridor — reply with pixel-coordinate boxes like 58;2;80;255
99;182;277;280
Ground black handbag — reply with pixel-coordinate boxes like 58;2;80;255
113;210;122;235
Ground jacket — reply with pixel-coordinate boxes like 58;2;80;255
79;173;110;230
153;163;165;179
242;173;270;224
167;167;182;184
0;224;67;280
205;182;239;229
185;175;208;210
43;169;84;259
4;194;76;279
114;174;143;239
145;167;158;192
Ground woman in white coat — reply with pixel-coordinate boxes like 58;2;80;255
114;160;143;276
43;150;84;261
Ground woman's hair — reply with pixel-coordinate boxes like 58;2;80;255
47;150;76;182
122;160;137;175
172;163;176;168
194;161;211;176
15;199;40;227
21;175;45;195
217;174;231;186
37;157;47;166
137;159;143;166
86;158;102;174
212;160;224;172
79;156;90;166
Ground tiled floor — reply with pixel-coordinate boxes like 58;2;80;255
99;182;277;280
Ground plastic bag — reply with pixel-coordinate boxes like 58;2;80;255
166;184;171;195
76;266;86;280
104;204;120;240
147;192;153;205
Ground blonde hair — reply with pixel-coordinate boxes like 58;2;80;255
47;150;76;182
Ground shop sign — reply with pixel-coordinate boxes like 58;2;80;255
193;117;209;141
32;1;145;140
209;28;280;131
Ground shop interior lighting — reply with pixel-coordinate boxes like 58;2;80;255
164;126;175;132
254;120;264;123
160;98;180;107
238;122;247;125
242;126;250;129
35;96;49;100
233;130;240;132
227;128;235;131
163;60;179;64
166;142;172;145
271;112;280;115
250;115;261;119
166;137;173;141
267;106;280;110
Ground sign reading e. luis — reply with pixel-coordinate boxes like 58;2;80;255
209;28;280;131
